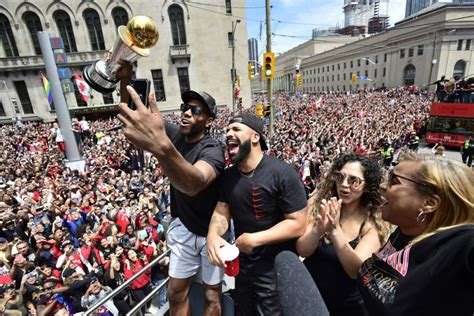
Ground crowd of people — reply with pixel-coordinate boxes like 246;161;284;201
0;85;472;316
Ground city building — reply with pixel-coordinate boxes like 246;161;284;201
405;0;438;17
0;0;249;123
341;0;389;35
272;3;473;94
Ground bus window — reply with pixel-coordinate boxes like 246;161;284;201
427;116;474;136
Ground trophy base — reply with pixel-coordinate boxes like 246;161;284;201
83;61;119;94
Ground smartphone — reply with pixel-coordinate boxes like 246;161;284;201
128;79;151;110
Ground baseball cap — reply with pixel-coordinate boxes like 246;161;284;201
181;90;217;118
0;237;7;243
60;240;73;249
229;113;268;150
62;267;76;279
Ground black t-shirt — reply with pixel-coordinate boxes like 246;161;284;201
218;155;307;272
358;225;474;315
166;123;225;236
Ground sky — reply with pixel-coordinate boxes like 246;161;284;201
245;0;407;56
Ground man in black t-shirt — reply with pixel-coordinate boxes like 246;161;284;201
117;65;225;315
207;113;307;315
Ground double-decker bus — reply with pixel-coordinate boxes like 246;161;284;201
425;100;474;147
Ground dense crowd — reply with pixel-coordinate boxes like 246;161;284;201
0;89;432;315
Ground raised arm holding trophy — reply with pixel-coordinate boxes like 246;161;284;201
83;15;159;93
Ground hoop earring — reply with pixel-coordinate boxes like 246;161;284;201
416;210;427;222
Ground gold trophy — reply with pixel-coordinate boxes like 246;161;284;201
83;15;159;93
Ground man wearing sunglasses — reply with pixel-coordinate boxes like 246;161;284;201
116;63;225;316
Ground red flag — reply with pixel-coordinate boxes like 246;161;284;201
73;73;90;102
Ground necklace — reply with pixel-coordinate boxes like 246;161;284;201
238;168;256;178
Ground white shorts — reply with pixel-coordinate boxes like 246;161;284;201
166;218;224;285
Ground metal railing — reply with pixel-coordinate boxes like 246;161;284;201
126;277;169;316
83;248;171;316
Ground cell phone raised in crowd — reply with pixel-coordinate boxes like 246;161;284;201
128;79;151;111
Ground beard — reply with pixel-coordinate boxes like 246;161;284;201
179;121;206;137
230;139;251;165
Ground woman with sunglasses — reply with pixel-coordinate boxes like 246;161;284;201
356;152;474;315
297;154;389;316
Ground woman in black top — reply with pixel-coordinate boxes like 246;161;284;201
357;152;474;315
104;255;133;314
297;154;390;315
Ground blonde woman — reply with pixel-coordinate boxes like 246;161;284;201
357;152;474;315
297;154;389;316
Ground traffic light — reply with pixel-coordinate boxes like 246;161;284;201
248;63;254;80
256;103;263;117
296;74;302;87
238;97;242;108
351;73;357;83
263;52;275;79
263;104;271;117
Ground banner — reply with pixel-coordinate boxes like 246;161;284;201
40;72;53;104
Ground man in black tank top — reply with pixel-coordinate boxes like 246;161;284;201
117;64;225;315
207;113;307;315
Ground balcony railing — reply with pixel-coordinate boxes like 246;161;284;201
169;45;191;63
0;50;107;71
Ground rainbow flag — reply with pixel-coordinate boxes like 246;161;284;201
40;72;53;104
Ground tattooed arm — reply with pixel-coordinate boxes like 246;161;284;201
207;201;231;267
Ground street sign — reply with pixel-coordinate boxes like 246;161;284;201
356;75;369;80
50;37;64;49
61;82;74;94
58;68;71;79
54;52;68;64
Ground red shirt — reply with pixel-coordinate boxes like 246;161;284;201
124;259;150;289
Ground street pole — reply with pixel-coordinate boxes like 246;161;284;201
38;31;83;169
266;0;274;141
428;30;437;88
231;20;241;114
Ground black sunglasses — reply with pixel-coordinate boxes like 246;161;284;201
333;171;365;188
387;170;431;189
180;103;205;116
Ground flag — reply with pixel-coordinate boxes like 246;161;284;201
40;72;53;104
312;96;323;111
73;73;90;102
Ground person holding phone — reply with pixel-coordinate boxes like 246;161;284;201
116;62;225;315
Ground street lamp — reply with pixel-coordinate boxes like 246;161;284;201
231;19;241;113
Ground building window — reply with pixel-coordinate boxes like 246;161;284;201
417;45;424;55
54;10;77;53
318;68;320;74
337;74;340;80
344;62;347;69
364;70;368;77
403;64;416;86
408;47;414;57
84;9;106;51
374;69;377;78
357;59;361;67
225;0;232;14
228;32;233;48
383;67;386;77
350;60;353;68
102;93;114;105
453;60;466;79
322;67;324;73
337;63;340;70
466;39;471;51
0;14;19;57
365;58;369;66
169;5;187;45
332;65;335;71
326;66;329;72
400;49;405;58
457;40;463;51
0;101;5;116
322;77;324;83
177;67;190;94
375;55;378;63
343;73;346;80
13;81;34;114
343;85;346;91
384;53;387;62
112;7;129;28
23;12;43;55
331;75;334;81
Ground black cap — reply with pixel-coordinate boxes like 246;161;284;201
62;267;76;279
229;113;268;150
181;90;217;118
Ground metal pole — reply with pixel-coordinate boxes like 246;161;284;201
232;21;236;113
266;0;274;141
38;31;81;162
428;30;437;88
126;277;170;316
